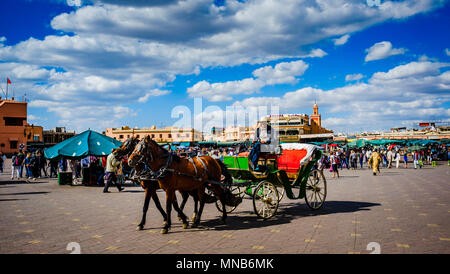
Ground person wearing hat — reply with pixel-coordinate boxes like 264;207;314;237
103;148;124;193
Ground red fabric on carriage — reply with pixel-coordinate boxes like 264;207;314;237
277;149;308;174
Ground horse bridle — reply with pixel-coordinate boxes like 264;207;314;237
132;139;173;180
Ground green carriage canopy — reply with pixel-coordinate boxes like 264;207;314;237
44;130;122;159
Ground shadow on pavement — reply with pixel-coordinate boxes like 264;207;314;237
0;180;51;185
0;198;29;202
192;200;380;232
0;191;50;196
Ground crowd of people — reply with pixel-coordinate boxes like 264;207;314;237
4;142;448;185
9;149;49;180
318;145;448;178
169;145;247;161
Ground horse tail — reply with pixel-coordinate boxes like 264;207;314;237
215;159;232;184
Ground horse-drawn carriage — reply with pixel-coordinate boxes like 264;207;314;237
122;134;327;233
218;143;327;219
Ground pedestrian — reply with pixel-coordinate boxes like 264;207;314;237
49;158;58;178
330;152;340;179
11;153;20;179
350;150;357;170
359;150;364;169
345;149;351;170
413;151;421;169
103;148;124;193
403;151;408;168
368;148;381;176
37;150;47;178
16;150;25;178
24;153;33;179
0;152;5;174
394;150;400;169
387;149;393;168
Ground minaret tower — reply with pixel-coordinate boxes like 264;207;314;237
310;101;322;134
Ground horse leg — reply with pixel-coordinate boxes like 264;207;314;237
177;191;189;221
161;191;173;234
151;186;167;223
137;187;151;231
192;188;206;228
219;187;227;224
191;191;199;223
172;197;189;229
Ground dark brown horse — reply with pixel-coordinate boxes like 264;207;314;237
128;135;237;234
113;137;199;231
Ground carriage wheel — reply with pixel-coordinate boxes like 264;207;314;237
253;181;279;219
215;186;241;214
305;169;327;210
277;187;285;202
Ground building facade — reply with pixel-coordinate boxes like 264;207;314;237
25;124;44;152
43;127;76;147
264;103;333;143
104;126;203;143
0;98;28;155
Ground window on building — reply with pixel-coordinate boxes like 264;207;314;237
10;141;18;149
151;134;155;138
4;117;25;126
119;135;124;139
286;130;299;136
127;135;130;138
160;134;163;138
33;135;40;141
168;134;172;138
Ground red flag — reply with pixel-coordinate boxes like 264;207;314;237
7;78;11;84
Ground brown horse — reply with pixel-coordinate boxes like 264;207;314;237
113;137;198;231
128;135;237;234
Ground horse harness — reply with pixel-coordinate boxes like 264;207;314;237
137;150;221;187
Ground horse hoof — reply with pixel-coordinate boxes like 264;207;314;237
160;228;168;234
136;226;144;231
177;217;182;222
182;223;189;229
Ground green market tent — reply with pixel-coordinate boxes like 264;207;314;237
406;139;438;146
44;130;122;159
408;145;425;152
347;139;369;148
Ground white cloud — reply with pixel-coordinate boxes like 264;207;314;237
365;41;406;62
188;60;309;101
445;48;450;56
345;73;364;82
0;0;445;131
221;61;450;132
299;49;328;58
138;89;171;103
66;0;82;7
370;61;449;81
252;60;309;85
333;34;350;46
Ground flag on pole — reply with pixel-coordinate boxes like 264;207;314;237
7;78;11;84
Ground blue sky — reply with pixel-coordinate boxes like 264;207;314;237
1;0;449;134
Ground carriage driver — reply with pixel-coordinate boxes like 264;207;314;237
248;121;274;171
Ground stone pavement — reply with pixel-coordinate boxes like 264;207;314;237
0;159;449;254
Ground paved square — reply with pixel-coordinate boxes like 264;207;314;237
1;160;449;254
